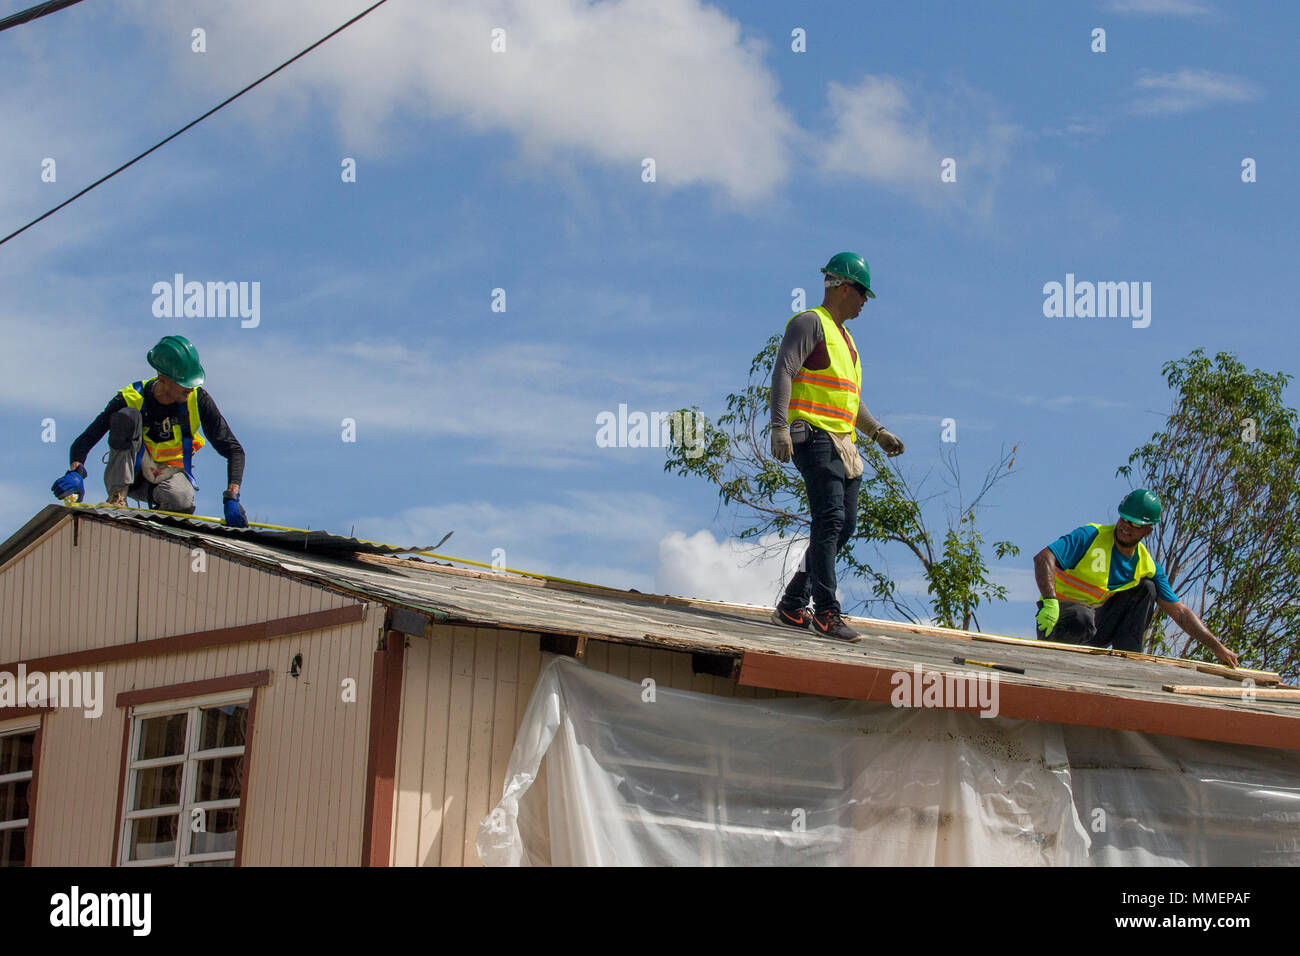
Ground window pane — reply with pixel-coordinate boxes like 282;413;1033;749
0;733;34;775
188;859;233;867
0;827;25;867
199;704;247;751
193;757;243;802
137;714;187;760
190;807;239;855
128;814;178;862
131;765;182;811
0;780;30;824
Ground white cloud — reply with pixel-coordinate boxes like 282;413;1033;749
655;528;807;606
122;0;796;204
1129;69;1260;115
821;77;939;193
818;75;1022;218
1104;0;1215;17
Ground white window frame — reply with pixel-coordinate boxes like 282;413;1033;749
0;720;41;867
118;689;251;867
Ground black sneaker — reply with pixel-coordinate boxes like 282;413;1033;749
770;602;813;630
811;609;861;642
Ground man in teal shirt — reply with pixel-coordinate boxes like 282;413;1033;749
1032;489;1237;667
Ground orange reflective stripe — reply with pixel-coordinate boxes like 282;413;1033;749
1055;568;1107;600
793;370;857;391
789;398;855;423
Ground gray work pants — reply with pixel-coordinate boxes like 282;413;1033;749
105;407;196;513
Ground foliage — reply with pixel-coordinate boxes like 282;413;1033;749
1118;350;1300;676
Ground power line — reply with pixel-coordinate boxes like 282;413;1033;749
1;0;393;248
0;0;89;33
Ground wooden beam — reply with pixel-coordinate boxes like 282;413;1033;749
0;604;366;675
361;630;405;867
1163;684;1300;701
1193;663;1279;684
969;634;1281;681
539;633;588;659
386;606;427;638
116;670;273;708
738;651;1300;751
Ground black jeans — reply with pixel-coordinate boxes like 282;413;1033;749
1037;578;1158;651
781;426;861;615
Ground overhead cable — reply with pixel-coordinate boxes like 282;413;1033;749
0;0;393;248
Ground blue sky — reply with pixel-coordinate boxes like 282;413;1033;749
1;0;1295;639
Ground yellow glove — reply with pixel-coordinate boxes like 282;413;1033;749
1036;598;1059;638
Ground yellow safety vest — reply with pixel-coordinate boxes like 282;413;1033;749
119;377;205;477
787;307;861;433
1054;523;1157;607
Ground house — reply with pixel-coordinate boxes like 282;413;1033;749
1;504;1297;866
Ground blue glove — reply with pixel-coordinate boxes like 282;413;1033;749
223;491;248;528
51;466;87;502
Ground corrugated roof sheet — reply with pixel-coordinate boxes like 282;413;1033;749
5;506;1297;739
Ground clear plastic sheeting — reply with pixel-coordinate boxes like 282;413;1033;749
1060;726;1300;865
477;656;1300;866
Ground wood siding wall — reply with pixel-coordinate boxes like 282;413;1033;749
0;516;362;660
0;518;384;866
390;625;797;867
26;611;380;866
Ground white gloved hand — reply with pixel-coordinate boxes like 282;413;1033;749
771;426;793;462
876;429;905;457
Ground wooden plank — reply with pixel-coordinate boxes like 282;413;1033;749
439;627;476;866
487;636;519;835
738;651;1300;751
463;629;498;867
359;629;404;866
1163;684;1300;701
514;633;543;734
418;628;454;867
1194;663;1280;684
0;604;367;675
392;632;430;866
970;633;1281;681
584;639;608;673
606;641;631;680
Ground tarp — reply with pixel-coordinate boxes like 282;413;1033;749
477;656;1300;866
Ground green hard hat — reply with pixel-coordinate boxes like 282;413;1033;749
822;252;875;298
147;335;205;388
1118;489;1162;526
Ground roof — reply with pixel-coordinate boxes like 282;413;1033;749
5;505;1299;751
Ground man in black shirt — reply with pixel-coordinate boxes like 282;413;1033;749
51;336;249;527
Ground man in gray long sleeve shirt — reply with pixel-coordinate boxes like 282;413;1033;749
768;252;904;641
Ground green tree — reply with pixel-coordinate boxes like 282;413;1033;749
1118;349;1300;677
666;333;1019;630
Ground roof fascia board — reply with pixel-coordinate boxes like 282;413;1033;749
738;651;1300;751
